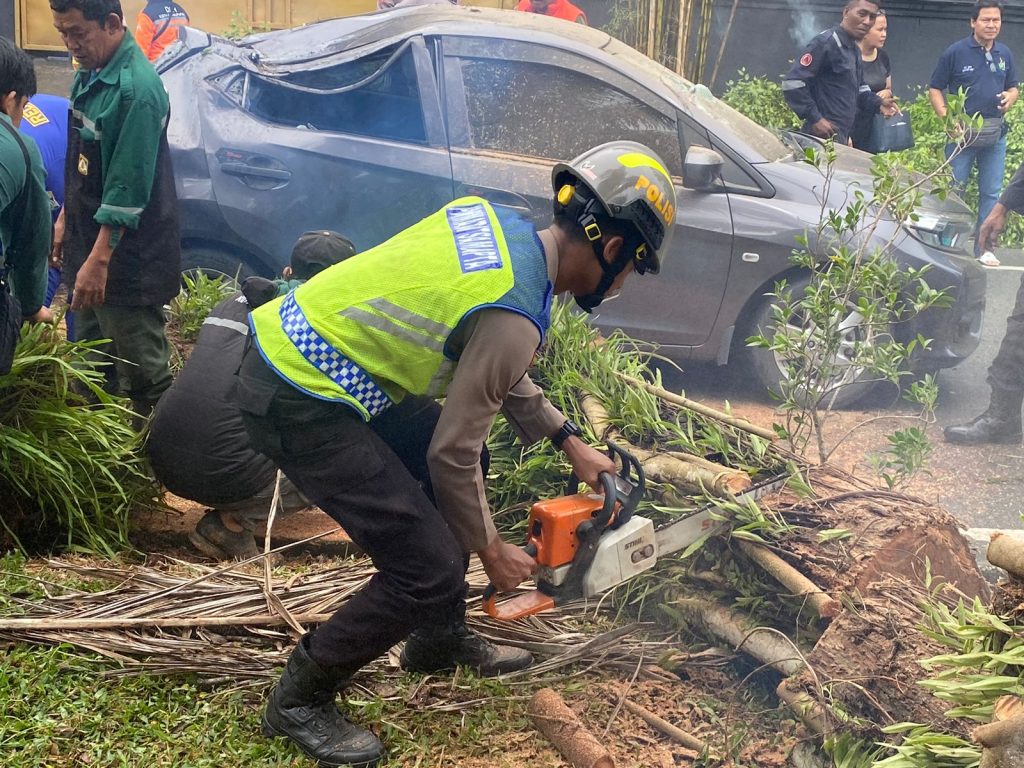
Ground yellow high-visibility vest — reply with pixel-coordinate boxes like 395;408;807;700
249;197;552;419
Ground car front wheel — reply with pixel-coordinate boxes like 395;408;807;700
743;275;887;410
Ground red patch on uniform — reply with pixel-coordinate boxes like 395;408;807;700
800;53;813;67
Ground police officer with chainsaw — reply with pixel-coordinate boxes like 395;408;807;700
235;140;677;767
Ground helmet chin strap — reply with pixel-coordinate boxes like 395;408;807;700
574;240;632;313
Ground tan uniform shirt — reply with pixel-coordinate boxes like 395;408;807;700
426;238;565;552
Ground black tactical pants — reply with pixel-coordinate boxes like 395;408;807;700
988;273;1024;396
235;348;468;673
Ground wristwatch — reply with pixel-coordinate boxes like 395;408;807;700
551;419;583;449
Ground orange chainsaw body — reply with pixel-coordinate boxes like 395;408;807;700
527;492;618;569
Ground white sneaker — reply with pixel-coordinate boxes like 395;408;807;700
978;251;1001;267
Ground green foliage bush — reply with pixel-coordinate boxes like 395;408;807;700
721;72;1024;246
168;270;235;344
0;325;158;556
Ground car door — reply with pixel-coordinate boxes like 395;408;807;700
438;35;735;349
203;36;453;273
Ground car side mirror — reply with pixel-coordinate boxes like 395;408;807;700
683;147;724;191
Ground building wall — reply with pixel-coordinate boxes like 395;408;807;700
697;0;1024;98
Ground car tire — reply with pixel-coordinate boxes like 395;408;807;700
742;274;885;410
180;245;257;289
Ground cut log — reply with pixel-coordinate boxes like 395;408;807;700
674;597;805;676
579;395;752;498
528;688;614;768
987;533;1024;581
736;540;839;618
974;712;1024;768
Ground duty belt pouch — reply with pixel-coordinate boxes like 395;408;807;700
963;117;1004;149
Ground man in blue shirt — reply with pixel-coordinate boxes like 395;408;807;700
19;93;72;338
782;0;895;143
929;0;1019;266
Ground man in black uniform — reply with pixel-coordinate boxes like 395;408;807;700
944;165;1024;444
783;0;896;143
149;232;356;559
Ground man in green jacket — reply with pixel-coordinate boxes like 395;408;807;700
50;0;180;421
238;141;678;767
0;37;54;330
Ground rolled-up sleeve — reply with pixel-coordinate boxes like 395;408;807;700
95;97;167;230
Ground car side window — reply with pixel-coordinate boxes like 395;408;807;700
455;57;682;176
244;44;426;144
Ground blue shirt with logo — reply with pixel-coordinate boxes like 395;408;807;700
18;94;68;221
930;36;1018;119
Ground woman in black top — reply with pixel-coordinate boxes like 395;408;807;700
851;10;893;151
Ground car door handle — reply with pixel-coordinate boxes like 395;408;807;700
220;162;292;182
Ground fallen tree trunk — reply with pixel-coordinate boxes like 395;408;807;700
736;540;839;618
987;533;1024;581
674;597;805;676
528;688;614;768
776;678;829;736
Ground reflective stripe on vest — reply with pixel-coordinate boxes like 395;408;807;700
280;292;393;417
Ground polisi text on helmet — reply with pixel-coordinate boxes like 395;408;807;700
635;175;675;227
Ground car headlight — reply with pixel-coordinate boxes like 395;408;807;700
905;211;972;250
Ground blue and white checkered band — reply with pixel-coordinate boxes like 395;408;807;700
279;292;392;417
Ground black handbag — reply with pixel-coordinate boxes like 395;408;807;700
0;117;34;376
867;111;915;153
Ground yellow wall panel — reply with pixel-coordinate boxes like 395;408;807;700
20;0;518;51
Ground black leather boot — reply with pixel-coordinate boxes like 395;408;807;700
400;621;533;677
944;388;1024;445
262;636;385;767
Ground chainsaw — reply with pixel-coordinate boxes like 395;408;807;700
482;442;786;621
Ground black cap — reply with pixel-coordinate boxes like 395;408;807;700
290;230;357;280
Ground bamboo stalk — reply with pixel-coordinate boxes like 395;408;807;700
987;533;1024;580
709;0;740;87
675;0;686;75
736;541;840;618
674;597;805;676
0;612;334;631
621;698;710;754
614;373;777;441
776;678;829;736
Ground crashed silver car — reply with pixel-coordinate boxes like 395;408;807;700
157;6;985;406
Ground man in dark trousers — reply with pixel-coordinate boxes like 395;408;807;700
929;0;1018;267
148;232;356;560
945;163;1024;444
236;141;677;767
49;0;181;424
0;38;54;332
783;0;896;143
